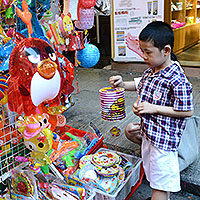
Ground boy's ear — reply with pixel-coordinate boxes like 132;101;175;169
163;45;171;56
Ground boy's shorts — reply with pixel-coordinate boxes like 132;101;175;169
142;136;181;192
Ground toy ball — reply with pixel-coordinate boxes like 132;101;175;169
77;44;100;68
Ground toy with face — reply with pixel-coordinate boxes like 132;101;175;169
8;33;74;116
24;128;53;166
59;14;74;37
18;113;50;140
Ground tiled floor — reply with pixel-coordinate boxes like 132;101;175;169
177;42;200;63
177;42;200;72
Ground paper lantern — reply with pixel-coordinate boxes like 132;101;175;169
75;8;94;30
99;87;126;121
77;44;100;68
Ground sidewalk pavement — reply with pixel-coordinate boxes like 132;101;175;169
65;67;200;200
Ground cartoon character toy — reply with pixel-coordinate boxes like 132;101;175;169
8;0;74;116
7;32;74;116
23;127;54;174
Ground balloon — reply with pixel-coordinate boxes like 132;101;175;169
77;44;100;68
49;0;60;21
24;128;53;166
8;34;74;116
16;0;33;37
36;104;67;132
19;114;50;140
16;0;47;38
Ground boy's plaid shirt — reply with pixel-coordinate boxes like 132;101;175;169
137;62;194;151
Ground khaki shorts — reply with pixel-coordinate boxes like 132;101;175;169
142;136;181;192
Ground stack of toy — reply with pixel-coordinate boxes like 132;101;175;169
67;149;134;195
99;87;126;121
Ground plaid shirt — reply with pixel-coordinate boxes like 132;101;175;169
137;62;194;151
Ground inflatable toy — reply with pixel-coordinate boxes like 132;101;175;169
7;32;74;116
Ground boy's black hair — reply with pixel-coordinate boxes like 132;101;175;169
139;21;178;61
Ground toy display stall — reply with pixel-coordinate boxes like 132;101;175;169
0;0;144;199
0;115;143;199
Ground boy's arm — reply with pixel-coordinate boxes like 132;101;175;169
154;105;194;117
136;101;194;118
123;81;137;91
109;76;141;91
124;77;141;91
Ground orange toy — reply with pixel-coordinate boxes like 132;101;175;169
15;0;33;38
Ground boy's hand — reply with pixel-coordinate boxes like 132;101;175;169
109;75;124;88
137;101;156;114
133;102;140;116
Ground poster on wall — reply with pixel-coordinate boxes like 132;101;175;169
113;0;164;61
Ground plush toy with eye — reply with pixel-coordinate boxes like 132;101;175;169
7;32;74;116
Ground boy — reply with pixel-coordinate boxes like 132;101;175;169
109;21;194;200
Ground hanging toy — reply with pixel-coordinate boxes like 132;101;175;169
75;0;96;30
67;31;85;51
15;0;33;38
8;31;74;116
0;25;11;44
17;113;51;140
16;0;47;39
23;128;54;174
77;43;100;68
49;0;60;21
36;103;67;132
6;27;14;38
5;6;14;26
75;8;94;30
0;74;8;102
7;1;74;116
59;13;74;37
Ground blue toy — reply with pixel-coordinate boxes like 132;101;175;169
77;44;100;68
0;38;16;72
16;0;50;38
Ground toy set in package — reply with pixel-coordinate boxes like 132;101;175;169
48;124;104;177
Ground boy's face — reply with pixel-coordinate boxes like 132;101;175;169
139;40;170;70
